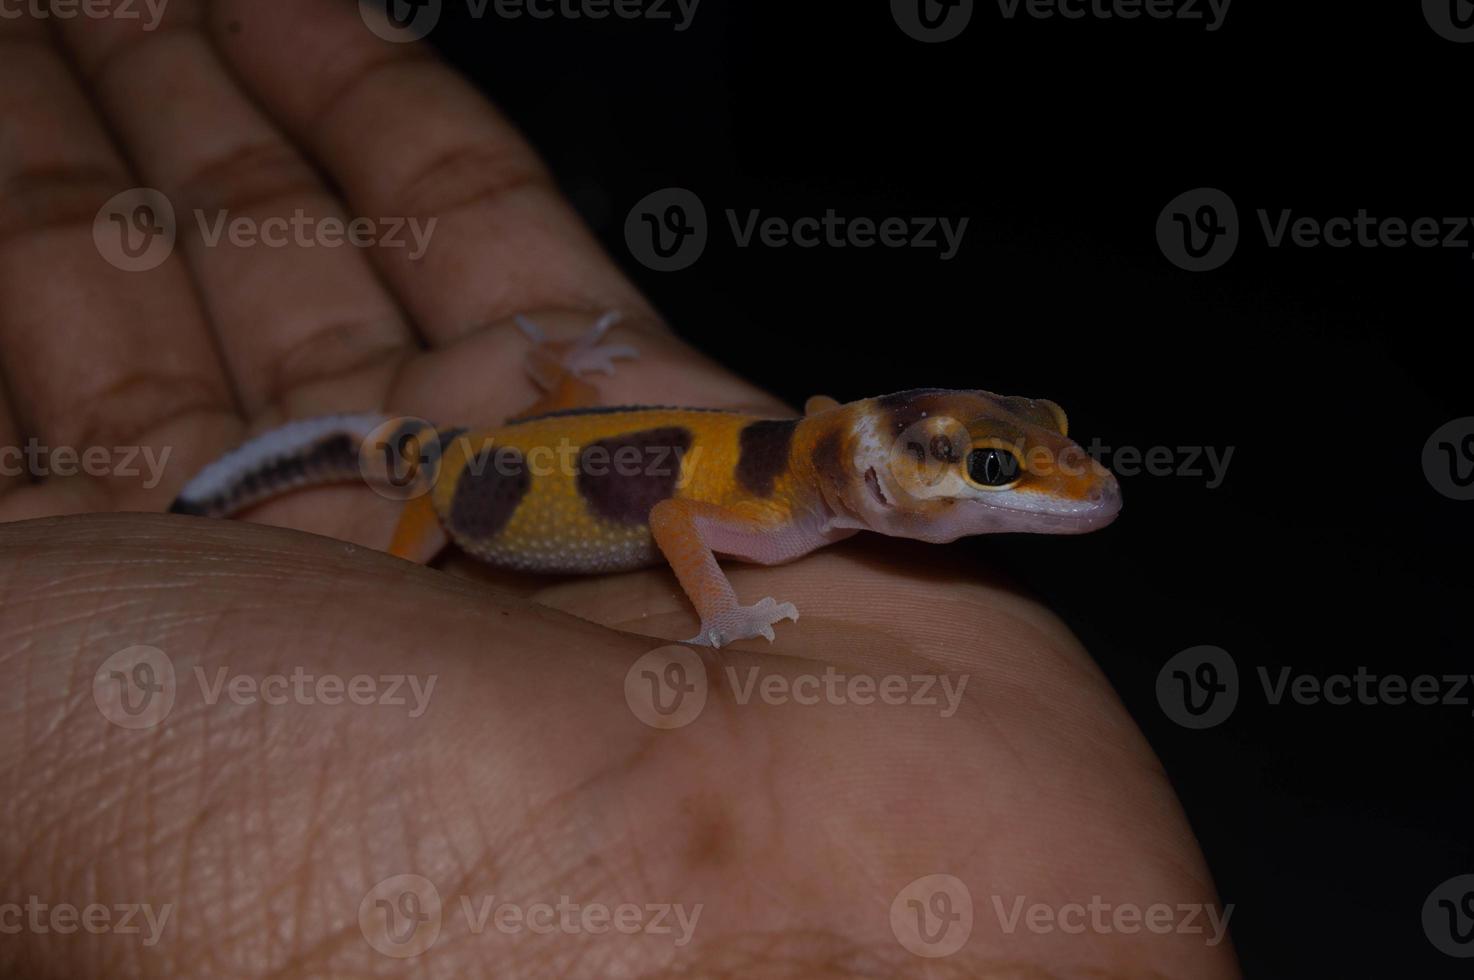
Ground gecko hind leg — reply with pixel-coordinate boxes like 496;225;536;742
387;492;449;564
509;311;638;421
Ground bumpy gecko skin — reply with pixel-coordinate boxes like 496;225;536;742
170;313;1122;647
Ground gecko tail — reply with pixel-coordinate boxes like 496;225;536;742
169;413;442;519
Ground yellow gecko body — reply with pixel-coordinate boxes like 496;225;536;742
171;314;1121;646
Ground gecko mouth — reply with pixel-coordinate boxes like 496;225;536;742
864;467;892;507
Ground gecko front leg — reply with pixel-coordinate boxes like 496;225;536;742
649;499;849;647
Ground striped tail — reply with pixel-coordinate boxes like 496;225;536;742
169;414;442;518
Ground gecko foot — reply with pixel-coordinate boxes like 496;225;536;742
516;311;638;379
687;597;800;648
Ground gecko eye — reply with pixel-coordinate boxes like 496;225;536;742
967;447;1021;488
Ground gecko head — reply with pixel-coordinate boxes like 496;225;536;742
838;389;1121;542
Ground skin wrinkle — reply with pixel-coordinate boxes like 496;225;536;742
296;48;433;137
168;139;323;222
277;744;347;977
0;163;132;244
392;139;551;226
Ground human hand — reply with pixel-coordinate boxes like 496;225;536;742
0;2;1237;976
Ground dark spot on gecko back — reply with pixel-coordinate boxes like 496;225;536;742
735;418;797;497
577;426;692;525
812;429;848;491
450;447;530;539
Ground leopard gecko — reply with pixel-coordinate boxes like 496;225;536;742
170;313;1122;647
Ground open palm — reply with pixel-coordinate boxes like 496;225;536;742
0;2;1237;976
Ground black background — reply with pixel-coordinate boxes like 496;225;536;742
423;1;1470;974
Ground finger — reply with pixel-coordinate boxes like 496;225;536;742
54;2;417;418
0;14;240;511
205;0;653;345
